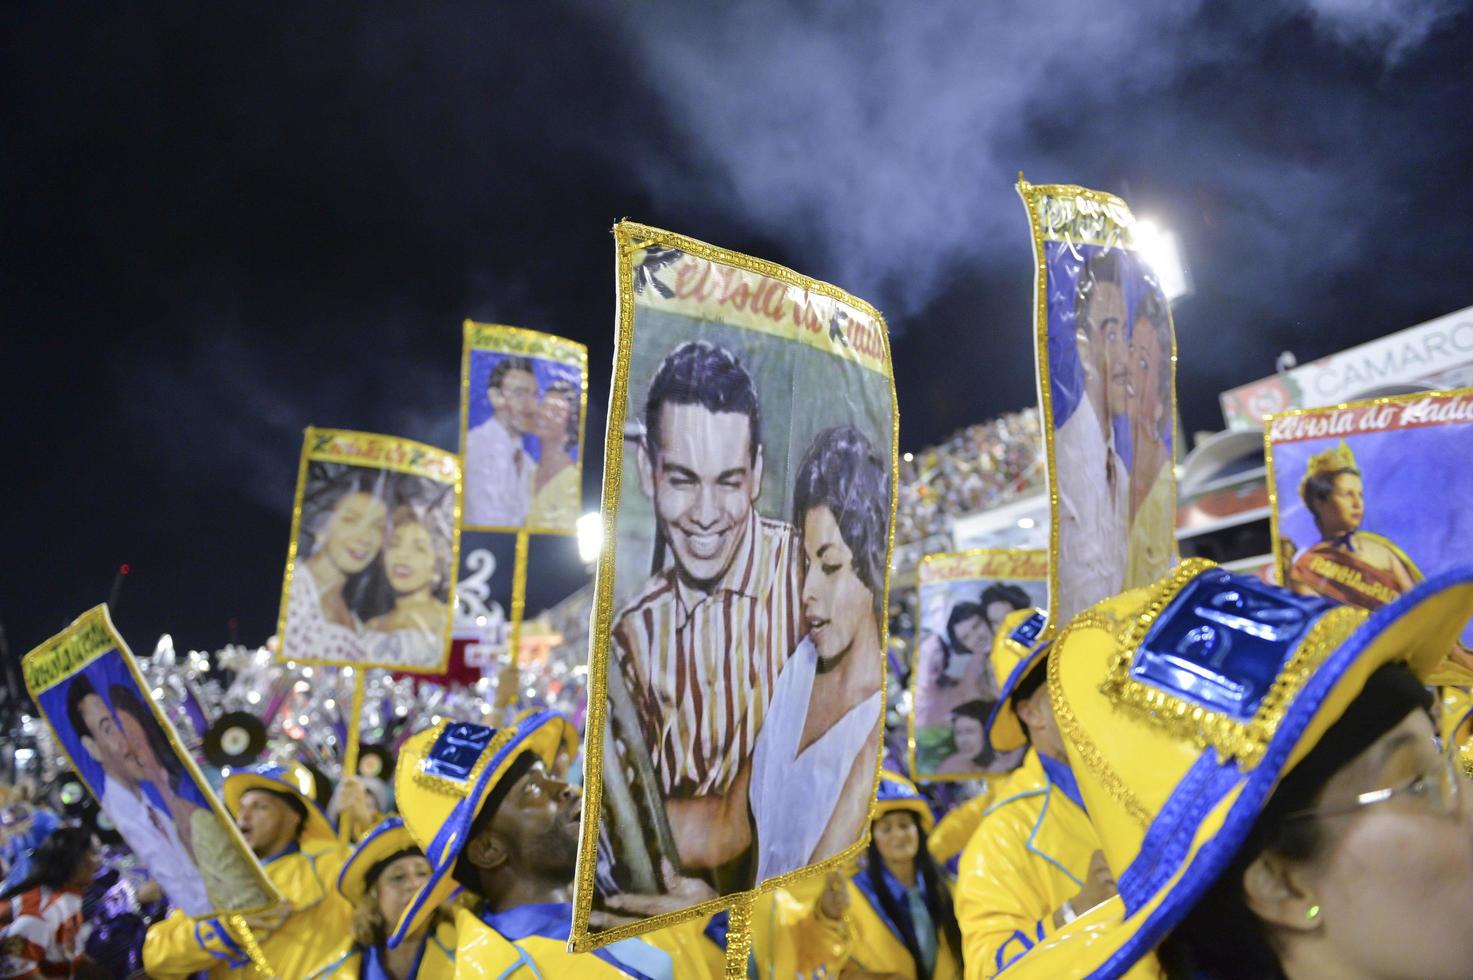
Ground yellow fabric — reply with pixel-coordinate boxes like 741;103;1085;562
305;919;458;978
844;879;962;980
1123;471;1173;589
142;837;354;980
954;750;1098;978
527;464;580;530
749;875;849;979
927;786;996;868
449;905;720;979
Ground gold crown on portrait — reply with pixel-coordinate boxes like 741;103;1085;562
1299;439;1358;494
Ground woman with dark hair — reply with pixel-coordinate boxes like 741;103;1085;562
285;467;391;663
527;378;580;530
995;561;1473;980
366;504;452;668
811;773;962;978
1124;286;1176;587
936;700;998;774
0;826;102;978
748;425;888;882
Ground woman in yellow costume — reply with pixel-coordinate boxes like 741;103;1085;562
307;816;456;979
995;560;1473;980
1287;440;1419;609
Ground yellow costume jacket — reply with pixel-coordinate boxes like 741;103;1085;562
305;918;457;978
927;787;996;870
450;902;721;979
142;838;354;980
954;750;1098;979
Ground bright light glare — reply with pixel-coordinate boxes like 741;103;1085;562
577;513;603;564
1134;219;1190;301
1017;517;1036;529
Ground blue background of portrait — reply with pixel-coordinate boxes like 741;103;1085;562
37;650;212;814
466;349;583;463
1272;420;1473;646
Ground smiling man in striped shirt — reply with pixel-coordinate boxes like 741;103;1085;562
612;340;801;885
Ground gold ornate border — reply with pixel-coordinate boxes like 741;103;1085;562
568;220;900;952
906;548;1048;783
1015;177;1181;638
274;426;463;675
21;605;283;920
458;320;590;537
1264;386;1473;588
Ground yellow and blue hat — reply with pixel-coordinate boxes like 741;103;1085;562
985;606;1049;754
387;709;565;948
874;770;935;835
514;705;579;763
999;558;1473;978
338;816;423;906
224;762;336;844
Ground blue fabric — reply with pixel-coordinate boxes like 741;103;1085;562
1037;752;1084;812
362;938;425;980
482;902;668;980
703;910;729;949
262;842;301;865
0;809;59;891
852;864;928;950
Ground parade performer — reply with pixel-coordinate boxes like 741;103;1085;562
307;817;454;979
999;560;1473;979
1287;441;1420;609
142;763;354;979
0;827;102;980
954;609;1121;978
389;711;719;978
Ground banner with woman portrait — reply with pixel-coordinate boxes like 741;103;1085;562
1017;178;1179;632
909;549;1047;781
23;606;280;919
571;221;898;950
460;322;588;535
1266;388;1473;681
277;428;461;673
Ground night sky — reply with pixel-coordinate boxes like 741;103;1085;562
4;3;1472;665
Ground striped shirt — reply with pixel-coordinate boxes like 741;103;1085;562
612;510;801;797
0;886;85;979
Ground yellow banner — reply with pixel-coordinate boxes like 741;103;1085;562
22;605;111;695
464;320;588;368
919;548;1049;586
307;428;460;483
621;221;890;377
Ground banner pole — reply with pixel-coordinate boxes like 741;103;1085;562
228;915;279;978
724;895;754;978
500;531;531;711
339;669;366;843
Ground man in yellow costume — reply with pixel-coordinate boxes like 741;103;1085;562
388;709;720;978
954;609;1118;978
142;762;354;979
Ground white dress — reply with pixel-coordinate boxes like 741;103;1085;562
283;570;365;664
749;636;882;883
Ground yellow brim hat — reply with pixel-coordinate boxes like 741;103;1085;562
338;816;420;906
1000;558;1473;979
387;709;565;948
874;770;935;834
985;607;1049;754
224;762;336;844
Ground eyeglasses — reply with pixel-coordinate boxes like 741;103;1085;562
1287;737;1467;822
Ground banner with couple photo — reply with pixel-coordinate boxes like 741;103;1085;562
23;606;281;921
460;321;588;536
277;427;461;674
1266;388;1473;683
572;221;898;951
908;549;1047;781
1017;178;1180;632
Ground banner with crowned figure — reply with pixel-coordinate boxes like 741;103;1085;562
572;221;898;952
909;549;1048;781
460;322;588;535
1266;388;1473;682
1016;177;1179;633
277;428;461;673
24;606;281;920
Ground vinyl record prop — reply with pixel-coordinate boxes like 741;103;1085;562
203;711;268;768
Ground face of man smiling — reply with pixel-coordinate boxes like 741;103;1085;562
638;402;762;590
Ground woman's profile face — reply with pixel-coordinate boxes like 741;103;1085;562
1288;710;1473;978
952;714;985;758
385;520;436;595
374;853;434;937
1315;472;1364;536
801;504;874;663
872;811;919;867
324;492;387;575
1127;316;1165;426
534;391;574;445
